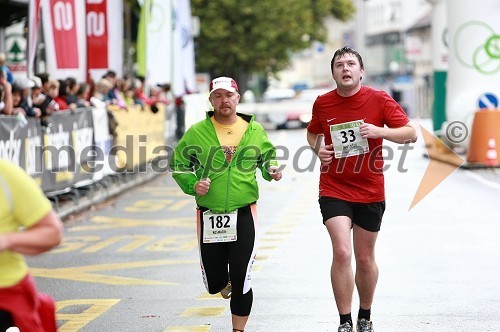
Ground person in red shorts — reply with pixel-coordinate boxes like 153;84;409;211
0;160;63;332
306;46;417;332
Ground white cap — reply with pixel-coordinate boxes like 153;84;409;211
209;77;239;94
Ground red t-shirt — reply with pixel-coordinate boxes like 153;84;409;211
307;86;410;203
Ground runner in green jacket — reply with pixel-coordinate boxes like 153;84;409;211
170;77;282;332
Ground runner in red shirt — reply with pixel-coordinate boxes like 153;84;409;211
307;46;417;332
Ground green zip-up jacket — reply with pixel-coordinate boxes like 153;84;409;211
170;111;277;213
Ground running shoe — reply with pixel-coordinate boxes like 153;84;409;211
356;318;374;332
220;280;232;299
338;322;354;332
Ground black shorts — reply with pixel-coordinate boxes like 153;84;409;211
318;196;386;232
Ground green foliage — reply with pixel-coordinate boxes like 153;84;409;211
330;0;356;22
191;0;355;82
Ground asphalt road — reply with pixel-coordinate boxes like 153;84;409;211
26;120;500;331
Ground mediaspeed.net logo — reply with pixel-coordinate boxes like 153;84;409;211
1;123;469;211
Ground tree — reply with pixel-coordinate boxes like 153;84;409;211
191;0;355;90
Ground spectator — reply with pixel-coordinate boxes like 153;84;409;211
94;78;113;102
37;73;51;95
0;160;63;332
132;77;154;109
65;77;79;106
117;77;134;107
11;83;39;118
46;80;65;111
31;76;58;122
0;68;12;115
103;79;126;109
102;70;117;88
55;79;75;110
75;83;90;108
0;52;13;84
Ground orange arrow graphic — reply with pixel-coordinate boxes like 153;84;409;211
409;126;465;210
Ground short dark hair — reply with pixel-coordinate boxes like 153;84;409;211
330;46;364;72
103;70;117;79
37;72;50;85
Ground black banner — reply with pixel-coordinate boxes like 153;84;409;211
42;110;95;192
0;117;44;187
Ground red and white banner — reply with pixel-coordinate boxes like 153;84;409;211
28;0;42;78
86;0;123;81
42;0;86;81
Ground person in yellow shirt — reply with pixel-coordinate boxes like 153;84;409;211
0;160;63;332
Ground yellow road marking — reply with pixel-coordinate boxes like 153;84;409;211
147;234;198;252
257;245;277;250
165;326;211;332
140;187;188;197
82;235;154;253
197;293;223;300
259;237;285;242
50;236;101;254
179;307;226;317
31;259;197;285
69;216;194;231
57;299;120;332
168;199;196;211
51;234;198;254
125;198;192;212
265;230;291;235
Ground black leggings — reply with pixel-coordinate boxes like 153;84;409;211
197;204;257;316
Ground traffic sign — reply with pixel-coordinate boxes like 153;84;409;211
478;92;499;109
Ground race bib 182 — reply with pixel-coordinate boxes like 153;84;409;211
202;210;238;243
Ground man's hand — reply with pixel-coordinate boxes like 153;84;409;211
194;178;211;195
359;122;384;139
318;144;334;165
267;166;282;181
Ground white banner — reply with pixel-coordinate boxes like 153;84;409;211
146;0;172;86
172;0;196;96
431;0;448;71
90;99;114;178
446;0;500;146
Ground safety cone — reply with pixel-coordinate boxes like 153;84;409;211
485;137;498;166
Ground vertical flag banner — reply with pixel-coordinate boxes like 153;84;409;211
28;0;42;78
446;0;500;147
173;0;196;96
148;0;172;86
429;0;448;132
42;0;87;81
86;0;123;81
137;0;150;78
137;0;172;87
